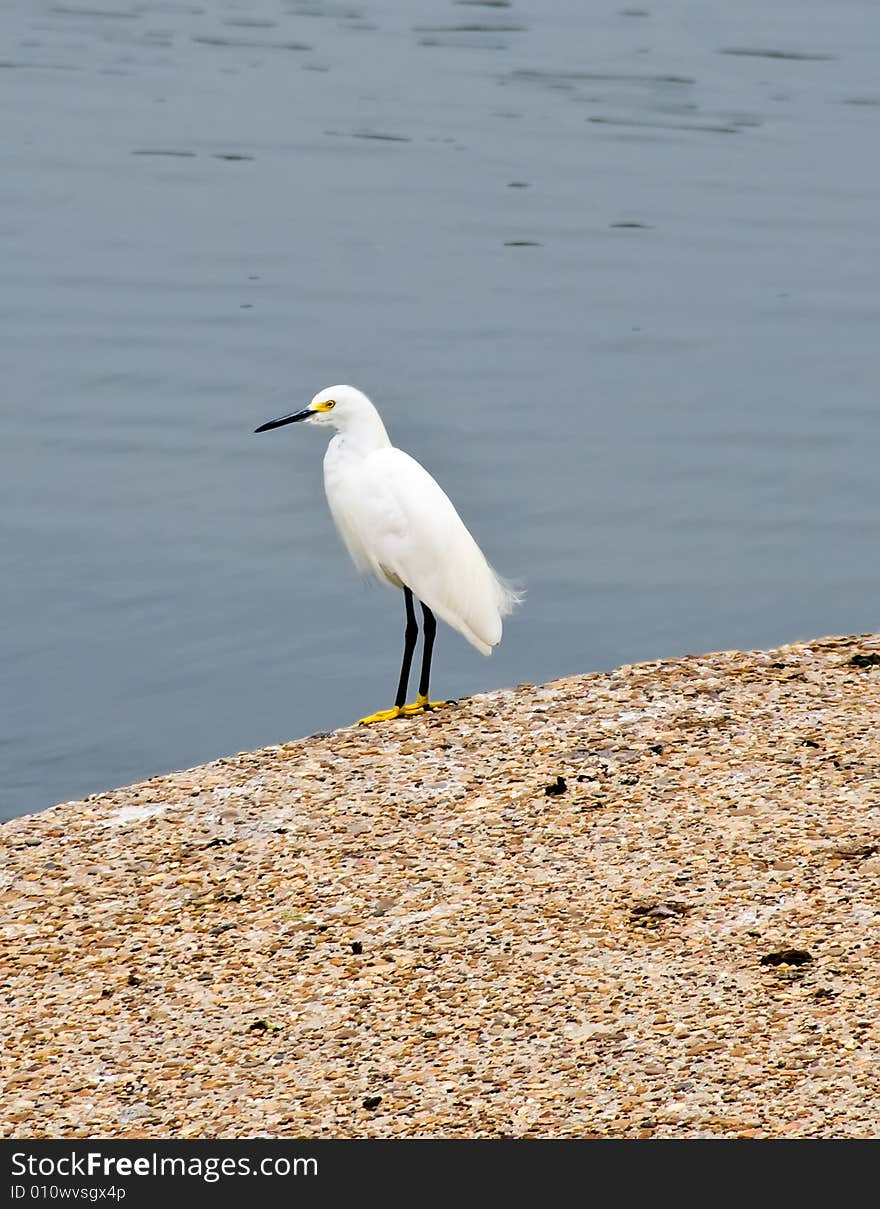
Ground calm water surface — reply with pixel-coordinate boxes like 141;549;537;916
3;0;879;818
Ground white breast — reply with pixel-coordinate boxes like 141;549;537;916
323;436;404;586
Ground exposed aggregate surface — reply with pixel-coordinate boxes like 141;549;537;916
2;634;879;1138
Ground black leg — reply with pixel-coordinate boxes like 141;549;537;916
394;588;419;710
417;601;437;701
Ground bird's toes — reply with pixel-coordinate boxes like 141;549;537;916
356;706;403;726
400;698;455;716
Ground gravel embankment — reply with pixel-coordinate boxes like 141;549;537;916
2;633;879;1138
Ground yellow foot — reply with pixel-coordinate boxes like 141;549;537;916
399;695;455;717
356;706;403;726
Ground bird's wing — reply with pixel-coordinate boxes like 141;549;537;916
354;447;517;654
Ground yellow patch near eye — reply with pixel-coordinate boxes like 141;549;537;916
312;399;336;412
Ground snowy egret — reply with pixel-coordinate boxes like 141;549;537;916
255;385;521;725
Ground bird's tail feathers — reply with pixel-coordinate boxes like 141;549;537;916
490;567;525;618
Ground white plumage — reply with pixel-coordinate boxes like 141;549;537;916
255;384;521;722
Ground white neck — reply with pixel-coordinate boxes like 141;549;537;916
337;402;392;457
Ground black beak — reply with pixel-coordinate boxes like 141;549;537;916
254;407;311;434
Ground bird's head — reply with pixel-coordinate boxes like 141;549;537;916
254;384;373;434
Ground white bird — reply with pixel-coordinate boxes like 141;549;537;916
255;384;521;725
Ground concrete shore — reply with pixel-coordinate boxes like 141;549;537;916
3;633;879;1137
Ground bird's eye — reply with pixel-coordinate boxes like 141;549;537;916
326;400;336;409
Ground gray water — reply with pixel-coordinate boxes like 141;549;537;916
3;0;878;821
